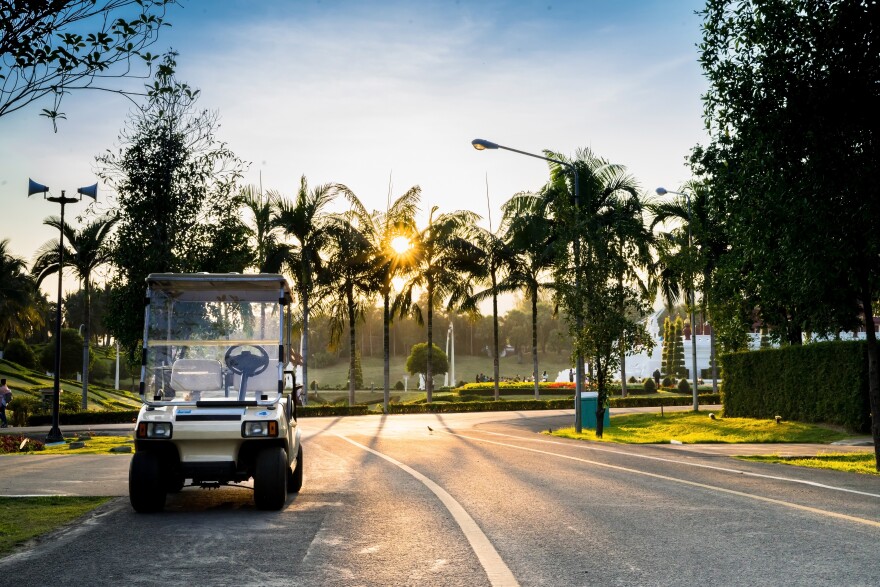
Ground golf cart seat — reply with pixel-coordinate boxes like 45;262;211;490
170;359;223;397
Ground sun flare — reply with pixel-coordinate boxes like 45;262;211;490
390;235;412;255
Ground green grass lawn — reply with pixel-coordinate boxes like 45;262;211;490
736;453;879;475
0;496;111;556
550;411;848;444
0;435;133;455
306;351;577;391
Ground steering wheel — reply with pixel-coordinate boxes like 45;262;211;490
225;345;270;399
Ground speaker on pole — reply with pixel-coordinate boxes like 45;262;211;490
27;178;49;197
77;183;98;200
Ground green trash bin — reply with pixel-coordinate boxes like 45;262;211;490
578;391;610;429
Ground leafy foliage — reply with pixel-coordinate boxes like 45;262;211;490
0;0;176;128
3;339;36;370
97;55;247;358
406;342;449;377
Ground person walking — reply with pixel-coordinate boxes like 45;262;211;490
0;378;12;428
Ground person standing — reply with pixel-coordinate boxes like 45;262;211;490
0;378;11;428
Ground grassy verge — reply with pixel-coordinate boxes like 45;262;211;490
1;435;132;455
736;453;879;476
550;411;848;444
0;496;111;556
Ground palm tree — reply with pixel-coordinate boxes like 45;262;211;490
500;193;558;399
322;197;379;406
542;148;654;436
32;214;117;409
338;185;420;412
0;239;44;345
397;207;480;402
465;223;516;401
273;176;337;404
241;185;289;273
650;179;726;393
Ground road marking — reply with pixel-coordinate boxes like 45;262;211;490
448;432;880;530
477;430;880;499
336;434;520;587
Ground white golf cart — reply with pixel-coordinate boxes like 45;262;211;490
129;273;302;512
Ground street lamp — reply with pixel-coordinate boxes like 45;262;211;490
472;138;585;433
656;186;699;411
27;178;97;442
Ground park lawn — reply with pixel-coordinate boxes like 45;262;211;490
736;453;879;476
550;411;848;444
0;496;111;556
1;435;133;455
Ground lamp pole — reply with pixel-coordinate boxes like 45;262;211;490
656;186;699;411
472;139;584;433
28;180;96;442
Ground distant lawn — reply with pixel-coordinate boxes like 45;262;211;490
737;453;879;476
306;352;576;392
550;411;848;444
0;496;111;556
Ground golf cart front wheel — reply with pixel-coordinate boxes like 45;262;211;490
254;446;287;510
129;452;166;513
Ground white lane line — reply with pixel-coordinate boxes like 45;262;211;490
475;430;880;499
448;432;880;530
335;434;520;587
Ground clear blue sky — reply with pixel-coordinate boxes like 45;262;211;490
0;0;707;295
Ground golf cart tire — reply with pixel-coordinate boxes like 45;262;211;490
129;452;166;513
254;446;287;510
288;444;303;493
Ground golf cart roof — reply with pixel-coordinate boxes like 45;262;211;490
146;273;293;304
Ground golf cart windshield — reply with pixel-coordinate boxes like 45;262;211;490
141;274;294;406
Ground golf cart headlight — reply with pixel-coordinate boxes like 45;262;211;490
243;421;277;437
137;421;173;439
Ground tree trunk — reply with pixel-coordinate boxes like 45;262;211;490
426;280;433;403
383;291;390;413
861;279;880;471
492;270;499;401
81;276;91;410
348;285;357;406
301;289;309;406
595;353;607;438
531;286;540;400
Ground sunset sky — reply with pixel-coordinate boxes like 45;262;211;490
0;0;707;295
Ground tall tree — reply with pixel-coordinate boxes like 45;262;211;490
467;223;516;400
273;176;336;405
695;0;880;467
397;207;480;402
339;184;420;412
32;214;117;409
0;0;176;129
322;198;378;406
501;193;558;399
545;148;653;437
241;185;289;273
96;54;246;358
0;239;45;345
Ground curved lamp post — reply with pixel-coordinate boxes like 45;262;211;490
27;179;98;442
656;186;699;411
472;139;585;433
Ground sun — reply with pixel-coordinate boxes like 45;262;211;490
389;235;412;255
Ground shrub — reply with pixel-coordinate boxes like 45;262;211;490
661;376;674;388
394;380;404;390
8;394;44;426
89;359;110;382
677;378;691;394
310;380;318;391
628;376;637;383
642;377;657;393
3;338;36;369
39;329;84;377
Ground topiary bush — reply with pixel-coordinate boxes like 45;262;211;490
661;376;675;388
3;338;36;369
677;378;691;394
394;380;404;390
642;377;657;393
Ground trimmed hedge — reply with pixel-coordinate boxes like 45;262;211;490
19;393;723;425
720;340;870;432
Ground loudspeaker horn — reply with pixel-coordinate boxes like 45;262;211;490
27;178;49;197
77;183;98;200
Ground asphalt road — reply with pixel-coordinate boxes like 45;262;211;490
1;409;878;586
